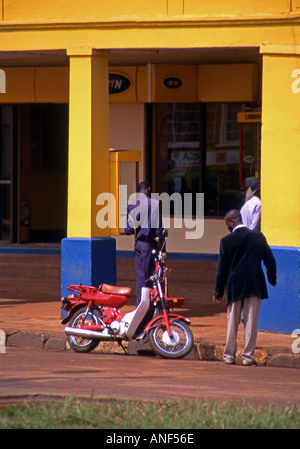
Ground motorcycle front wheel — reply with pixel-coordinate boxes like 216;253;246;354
148;319;194;359
67;308;101;353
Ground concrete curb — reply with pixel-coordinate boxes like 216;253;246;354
3;329;300;369
5;330;66;352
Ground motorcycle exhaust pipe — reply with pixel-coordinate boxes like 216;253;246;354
65;326;119;340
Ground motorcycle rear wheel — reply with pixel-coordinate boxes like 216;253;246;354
67;308;101;353
148;319;194;359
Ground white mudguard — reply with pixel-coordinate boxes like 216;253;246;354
124;287;151;339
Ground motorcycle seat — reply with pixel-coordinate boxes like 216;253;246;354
101;283;132;296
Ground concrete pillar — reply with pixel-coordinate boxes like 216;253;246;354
259;47;300;333
61;48;116;304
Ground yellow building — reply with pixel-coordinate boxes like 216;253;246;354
0;1;299;332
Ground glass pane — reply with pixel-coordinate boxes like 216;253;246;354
241;122;260;184
205;103;245;217
154;103;202;216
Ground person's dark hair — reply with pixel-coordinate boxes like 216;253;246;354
225;209;242;222
250;179;260;192
138;181;150;193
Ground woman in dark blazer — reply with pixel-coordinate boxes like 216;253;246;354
213;210;277;365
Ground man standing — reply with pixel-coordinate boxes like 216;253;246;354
125;181;163;306
240;178;261;230
213;209;276;366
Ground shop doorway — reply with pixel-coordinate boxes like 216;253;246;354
0;105;17;242
0;104;68;244
19;104;68;243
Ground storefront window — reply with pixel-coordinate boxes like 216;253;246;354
153;102;248;218
154;103;202;216
205;103;245;216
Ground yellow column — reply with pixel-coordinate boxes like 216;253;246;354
259;47;300;333
67;48;110;238
261;49;300;247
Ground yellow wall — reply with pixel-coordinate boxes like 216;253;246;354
0;0;300;249
0;1;299;53
261;51;300;247
1;0;295;20
0;24;299;54
184;0;292;16
3;0;167;20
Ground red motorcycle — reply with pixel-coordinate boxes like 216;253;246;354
61;232;194;359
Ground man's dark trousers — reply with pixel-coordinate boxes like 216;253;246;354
134;240;156;305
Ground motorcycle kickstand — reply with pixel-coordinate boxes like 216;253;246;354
117;340;128;355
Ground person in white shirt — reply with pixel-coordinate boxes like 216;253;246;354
240;179;261;231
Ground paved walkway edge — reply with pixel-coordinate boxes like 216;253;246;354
3;329;300;369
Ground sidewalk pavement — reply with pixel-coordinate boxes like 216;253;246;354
1;299;299;368
0;254;299;368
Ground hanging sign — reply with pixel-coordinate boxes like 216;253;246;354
109;73;132;95
163;77;182;89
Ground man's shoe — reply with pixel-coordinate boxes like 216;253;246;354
242;360;257;366
224;359;235;365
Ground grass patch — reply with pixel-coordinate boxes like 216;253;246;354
0;396;299;429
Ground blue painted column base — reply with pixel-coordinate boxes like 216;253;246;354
258;246;300;334
61;237;116;317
